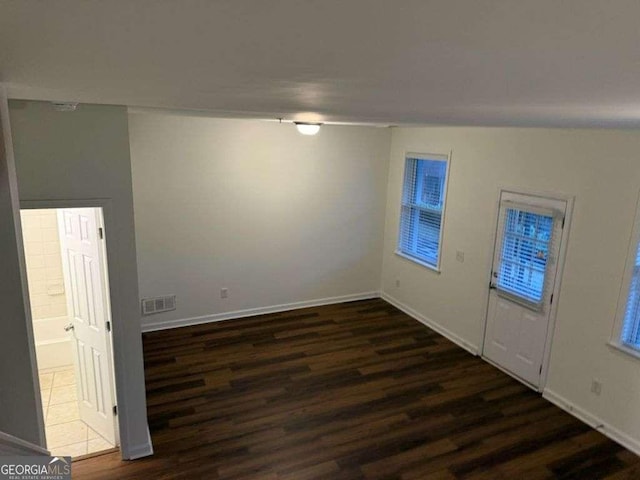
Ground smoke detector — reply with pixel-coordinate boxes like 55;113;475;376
51;102;78;112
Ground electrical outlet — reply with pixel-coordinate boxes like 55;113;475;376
591;379;602;396
456;250;465;263
220;288;228;299
395;279;400;288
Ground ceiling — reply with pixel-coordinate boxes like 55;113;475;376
2;1;640;127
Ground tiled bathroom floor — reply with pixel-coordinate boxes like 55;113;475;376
39;366;116;458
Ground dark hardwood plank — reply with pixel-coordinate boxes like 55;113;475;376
72;299;640;479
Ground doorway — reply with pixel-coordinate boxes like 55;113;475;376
482;190;570;390
20;207;119;458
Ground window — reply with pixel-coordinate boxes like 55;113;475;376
397;153;450;270
613;194;640;356
620;240;640;350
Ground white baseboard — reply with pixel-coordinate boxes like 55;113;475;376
123;425;154;460
0;431;48;456
380;291;479;356
543;388;640;457
141;292;380;332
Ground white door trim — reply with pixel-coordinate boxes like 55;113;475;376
20;198;123;451
480;186;575;391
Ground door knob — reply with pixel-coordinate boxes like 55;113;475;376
64;323;75;332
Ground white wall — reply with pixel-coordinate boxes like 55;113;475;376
9;101;151;459
381;126;640;453
129;113;391;329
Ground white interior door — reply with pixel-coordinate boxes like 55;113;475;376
58;208;117;445
483;192;566;388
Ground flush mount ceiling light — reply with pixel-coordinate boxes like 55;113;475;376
294;122;322;135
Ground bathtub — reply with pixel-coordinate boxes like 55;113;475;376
32;316;74;370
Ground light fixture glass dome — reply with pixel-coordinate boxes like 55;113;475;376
294;122;321;135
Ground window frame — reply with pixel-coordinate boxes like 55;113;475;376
395;151;451;273
611;190;640;360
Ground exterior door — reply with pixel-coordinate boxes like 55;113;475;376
58;208;117;445
483;192;566;388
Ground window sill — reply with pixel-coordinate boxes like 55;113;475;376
607;340;640;361
394;251;441;274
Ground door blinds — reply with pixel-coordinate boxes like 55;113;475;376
492;201;562;311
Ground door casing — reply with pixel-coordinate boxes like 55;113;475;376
480;186;574;391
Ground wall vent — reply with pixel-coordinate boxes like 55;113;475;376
141;295;177;315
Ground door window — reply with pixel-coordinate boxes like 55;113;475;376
494;206;557;309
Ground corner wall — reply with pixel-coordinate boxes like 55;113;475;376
0;88;44;450
8;100;151;459
381;126;640;453
128;113;391;330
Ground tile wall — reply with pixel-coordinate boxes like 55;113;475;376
21;209;67;319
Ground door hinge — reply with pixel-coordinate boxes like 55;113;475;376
550;293;554;305
113;405;118;416
561;216;565;229
98;227;104;240
106;321;111;332
539;365;543;375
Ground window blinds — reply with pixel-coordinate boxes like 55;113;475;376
493;201;561;311
398;155;448;267
621;240;640;348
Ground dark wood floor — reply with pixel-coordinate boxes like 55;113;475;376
74;299;640;479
